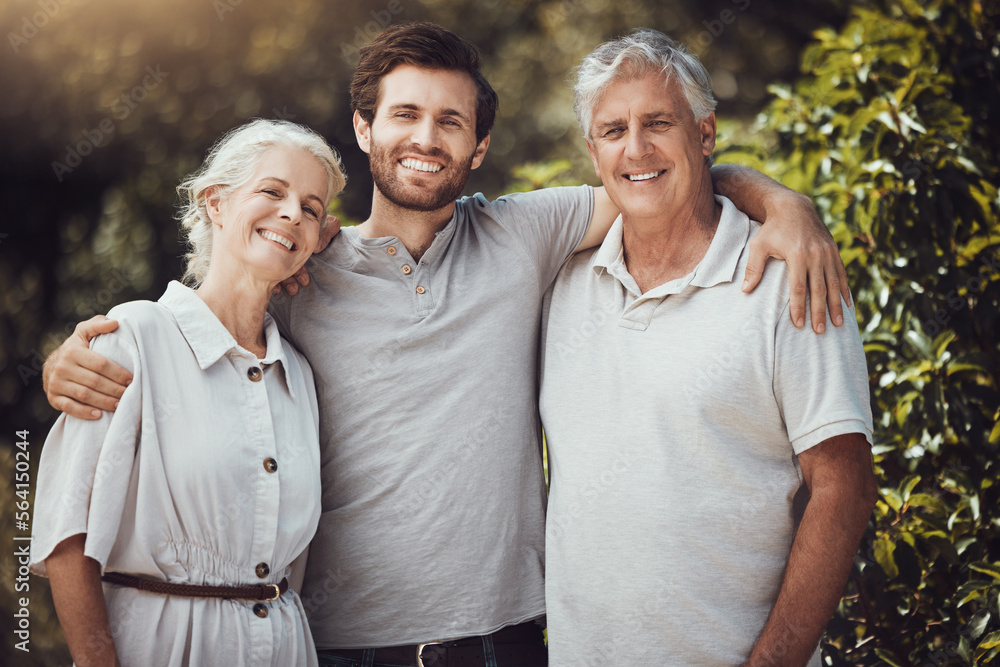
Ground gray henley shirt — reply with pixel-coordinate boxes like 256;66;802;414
269;185;593;648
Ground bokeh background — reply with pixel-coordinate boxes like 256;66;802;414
1;0;997;664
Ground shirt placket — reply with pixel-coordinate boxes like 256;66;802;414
608;264;691;331
233;351;279;667
384;242;435;317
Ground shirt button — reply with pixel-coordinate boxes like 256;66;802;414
416;286;426;295
247;367;262;382
387;246;397;255
256;562;270;578
402;264;412;275
263;458;278;473
253;603;268;618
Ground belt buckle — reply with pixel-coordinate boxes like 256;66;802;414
416;641;443;667
264;584;281;602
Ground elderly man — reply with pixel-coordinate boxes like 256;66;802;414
539;30;877;667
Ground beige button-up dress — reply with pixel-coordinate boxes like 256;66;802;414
31;281;322;666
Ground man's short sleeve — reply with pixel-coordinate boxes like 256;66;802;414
488;185;593;290
773;298;874;454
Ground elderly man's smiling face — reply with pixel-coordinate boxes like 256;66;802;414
587;71;716;225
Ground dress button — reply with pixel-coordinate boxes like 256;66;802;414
263;458;278;473
253;603;268;618
402;264;412;275
416;286;426;295
256;562;270;578
247;367;262;382
387;246;397;255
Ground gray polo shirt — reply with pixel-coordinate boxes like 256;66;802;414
539;196;873;666
269;186;592;648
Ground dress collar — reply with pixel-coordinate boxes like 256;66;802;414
158;281;296;397
592;195;751;291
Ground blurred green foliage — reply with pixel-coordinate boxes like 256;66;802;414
720;0;1000;663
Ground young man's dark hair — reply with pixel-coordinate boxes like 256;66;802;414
350;21;499;144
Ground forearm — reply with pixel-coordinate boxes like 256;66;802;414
46;534;120;667
745;486;874;666
575;186;621;251
710;164;809;224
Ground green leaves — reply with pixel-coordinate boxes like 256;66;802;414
505;160;576;193
717;0;1000;663
874;536;900;579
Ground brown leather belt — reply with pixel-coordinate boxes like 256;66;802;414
101;572;289;601
320;620;547;666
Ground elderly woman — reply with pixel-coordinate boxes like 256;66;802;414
30;119;346;667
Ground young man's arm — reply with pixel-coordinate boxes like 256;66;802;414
46;534;122;667
580;166;849;333
43;317;132;420
43;210;341;418
743;433;878;667
44;167;842;418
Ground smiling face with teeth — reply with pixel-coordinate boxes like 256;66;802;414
354;65;490;214
587;71;717;227
206;144;329;287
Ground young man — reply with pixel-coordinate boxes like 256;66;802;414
43;23;851;667
539;30;876;666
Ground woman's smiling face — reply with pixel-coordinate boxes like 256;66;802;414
207;144;329;284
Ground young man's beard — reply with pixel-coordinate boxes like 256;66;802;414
368;137;476;213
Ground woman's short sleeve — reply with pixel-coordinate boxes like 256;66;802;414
29;329;142;576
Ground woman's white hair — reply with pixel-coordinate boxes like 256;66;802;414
574;29;717;141
176;119;347;286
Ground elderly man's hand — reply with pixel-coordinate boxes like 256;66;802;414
742;193;850;334
274;214;341;296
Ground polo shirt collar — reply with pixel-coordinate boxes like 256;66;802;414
689;195;751;288
592;214;626;277
158;281;296;397
591;195;750;291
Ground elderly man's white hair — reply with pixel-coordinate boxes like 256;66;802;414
574;29;717;141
